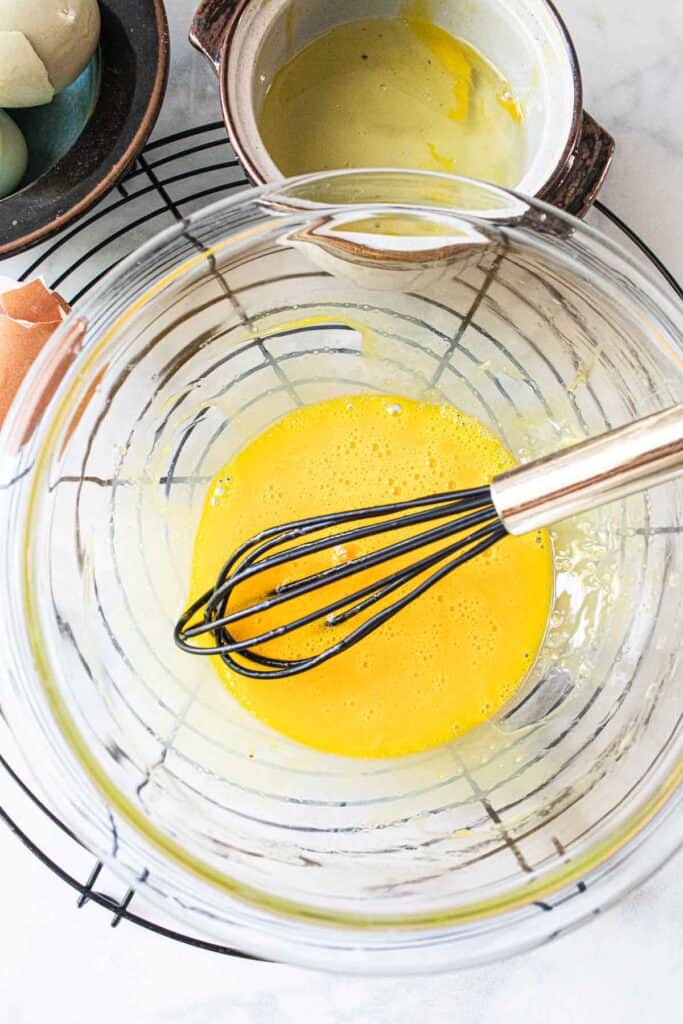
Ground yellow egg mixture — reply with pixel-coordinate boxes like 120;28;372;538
258;16;525;186
189;397;553;758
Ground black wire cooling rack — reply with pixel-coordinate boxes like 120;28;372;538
1;121;681;957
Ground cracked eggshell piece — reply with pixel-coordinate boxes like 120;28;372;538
0;0;100;95
0;110;28;197
0;31;54;107
0;277;71;426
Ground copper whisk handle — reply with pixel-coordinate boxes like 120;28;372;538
491;404;683;535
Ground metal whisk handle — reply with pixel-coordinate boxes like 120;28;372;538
491;404;683;535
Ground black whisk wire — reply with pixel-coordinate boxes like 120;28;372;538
174;485;507;679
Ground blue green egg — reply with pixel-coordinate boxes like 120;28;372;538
1;52;99;198
0;110;28;198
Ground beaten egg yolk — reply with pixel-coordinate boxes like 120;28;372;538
189;396;553;758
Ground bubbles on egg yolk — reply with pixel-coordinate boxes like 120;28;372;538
189;395;553;757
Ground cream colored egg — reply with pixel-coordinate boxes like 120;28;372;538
0;109;28;197
0;32;54;107
0;0;100;95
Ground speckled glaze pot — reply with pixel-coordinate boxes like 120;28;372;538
0;0;169;257
190;0;614;218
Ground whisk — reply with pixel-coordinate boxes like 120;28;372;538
175;405;683;678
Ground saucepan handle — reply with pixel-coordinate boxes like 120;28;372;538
190;0;245;70
541;111;615;219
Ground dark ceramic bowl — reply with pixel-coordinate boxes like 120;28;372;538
0;0;169;257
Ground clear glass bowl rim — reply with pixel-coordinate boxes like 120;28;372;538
1;169;682;972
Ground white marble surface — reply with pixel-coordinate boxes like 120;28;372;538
1;0;682;1020
562;0;683;280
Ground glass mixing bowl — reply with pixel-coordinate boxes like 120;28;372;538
1;172;682;973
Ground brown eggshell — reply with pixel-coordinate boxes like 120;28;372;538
0;278;69;323
0;278;73;435
0;318;60;425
